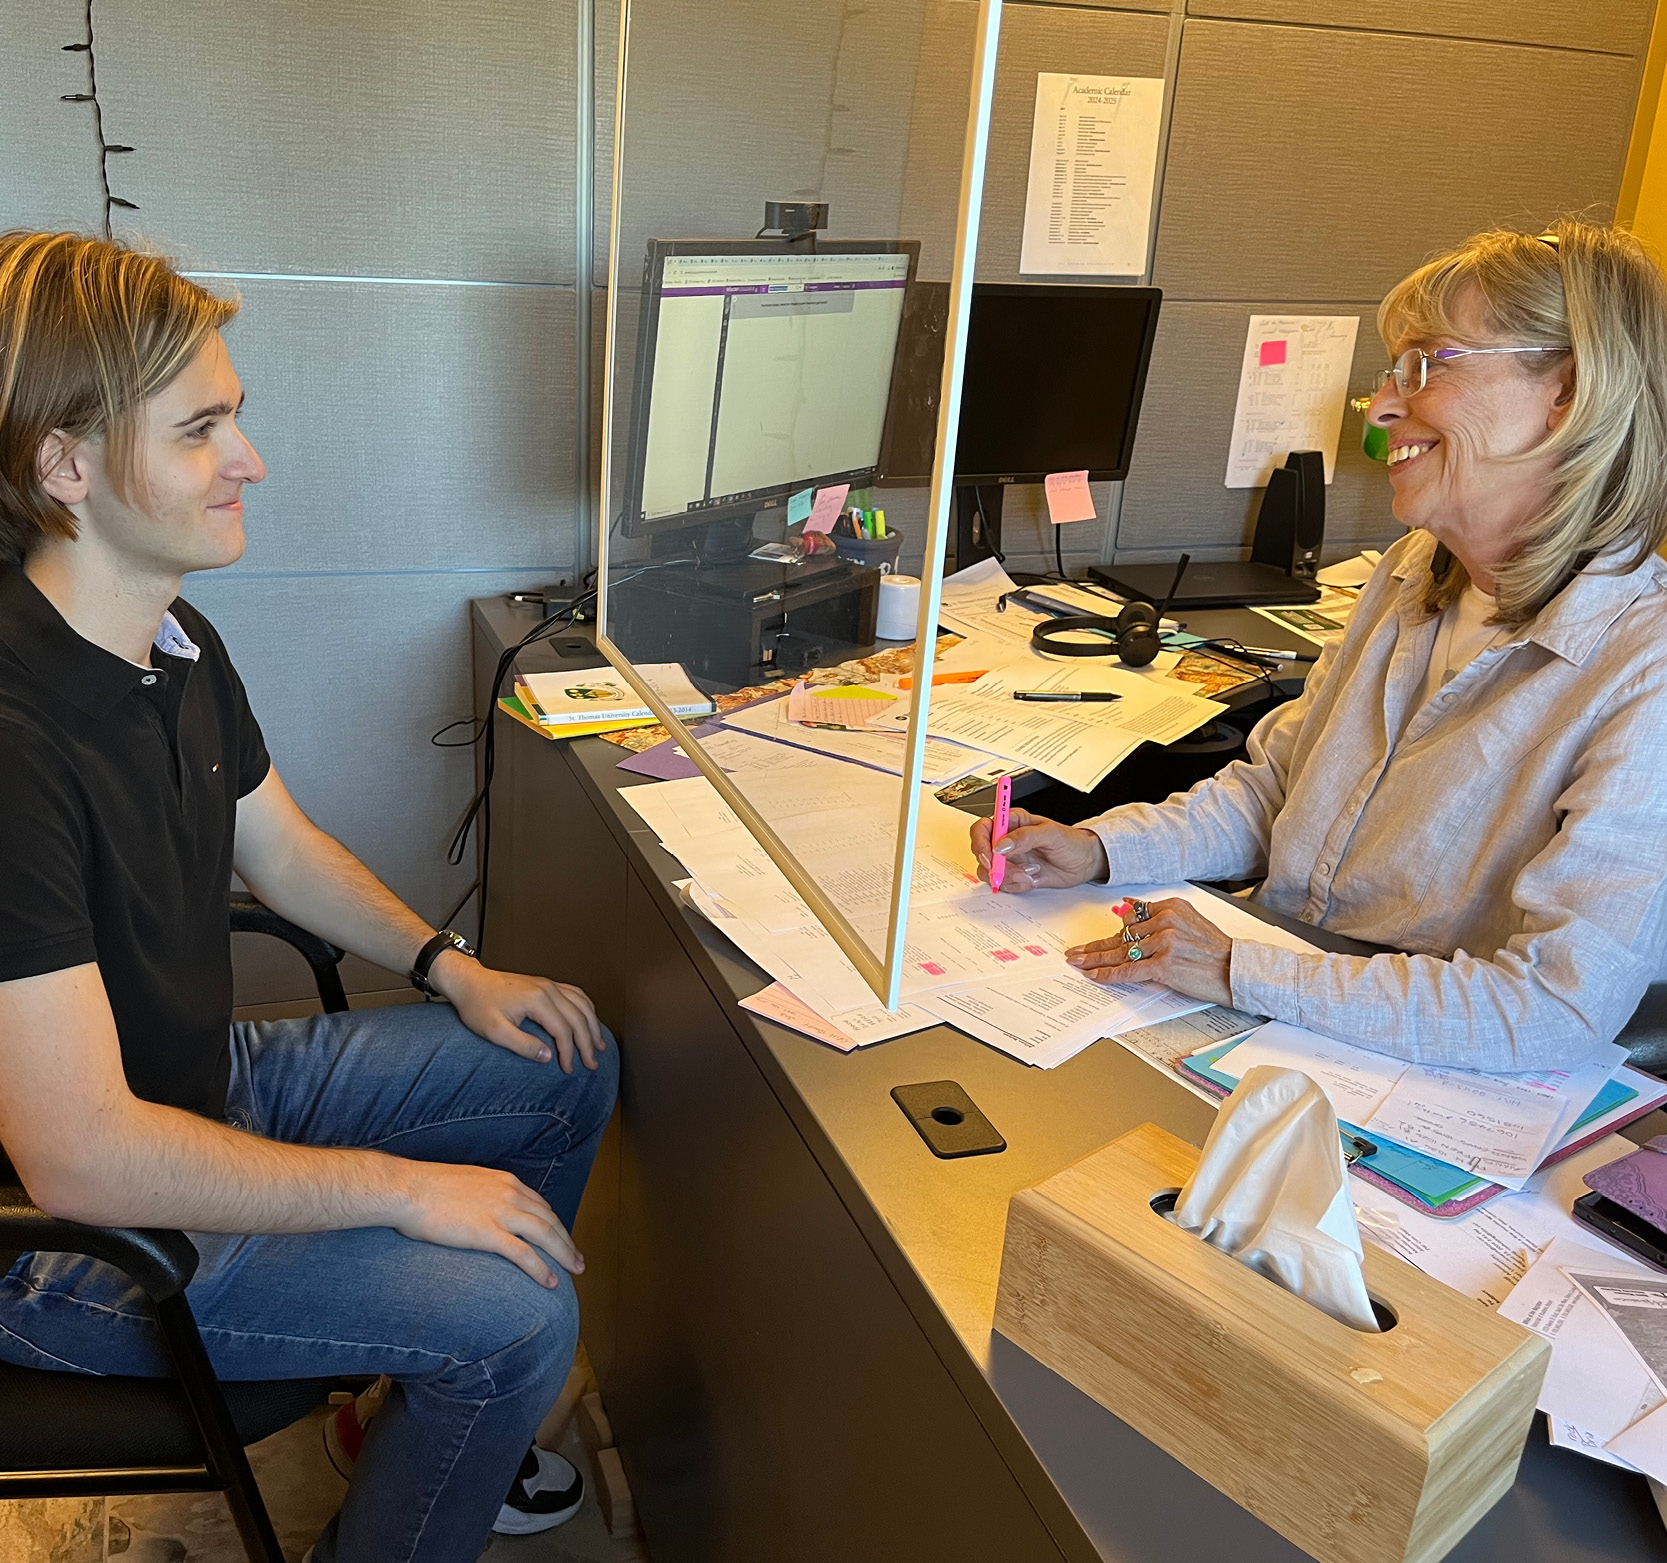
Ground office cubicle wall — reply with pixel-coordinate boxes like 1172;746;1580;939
0;0;587;1007
861;0;1656;574
0;0;1656;1006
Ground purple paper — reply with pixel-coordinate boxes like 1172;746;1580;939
615;722;723;781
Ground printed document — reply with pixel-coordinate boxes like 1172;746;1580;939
1225;314;1359;487
1209;1025;1627;1187
1020;74;1164;277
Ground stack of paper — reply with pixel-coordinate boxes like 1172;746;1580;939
893;661;1225;792
622;759;1210;1065
1205;1022;1629;1190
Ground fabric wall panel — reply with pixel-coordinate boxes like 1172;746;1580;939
600;0;920;295
1155;20;1637;302
900;0;1172;281
1186;0;1655;55
94;0;578;283
1115;299;1399;558
215;279;577;577
193;566;551;1003
0;0;107;233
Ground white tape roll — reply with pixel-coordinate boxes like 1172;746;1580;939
876;574;921;641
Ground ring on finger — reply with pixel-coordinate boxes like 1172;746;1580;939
1131;899;1151;923
1121;925;1145;945
1127;943;1146;961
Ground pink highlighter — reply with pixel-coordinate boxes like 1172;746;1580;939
989;774;1012;893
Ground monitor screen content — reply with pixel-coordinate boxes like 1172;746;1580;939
627;242;916;532
879;283;1162;485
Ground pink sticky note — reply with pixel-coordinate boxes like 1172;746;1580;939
1259;339;1288;367
1043;470;1096;525
806;483;850;534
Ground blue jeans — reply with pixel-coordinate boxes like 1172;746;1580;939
0;1002;619;1563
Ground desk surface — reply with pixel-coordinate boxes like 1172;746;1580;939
480;596;1664;1562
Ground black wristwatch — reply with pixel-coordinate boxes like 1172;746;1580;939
411;929;476;996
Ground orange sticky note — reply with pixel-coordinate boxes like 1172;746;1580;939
806;483;849;534
1259;339;1288;367
1043;470;1096;525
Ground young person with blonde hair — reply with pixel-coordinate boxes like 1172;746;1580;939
0;231;617;1562
974;219;1667;1072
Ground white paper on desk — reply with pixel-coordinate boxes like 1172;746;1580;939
719;695;986;785
1114;1005;1267;1104
1549;1418;1645;1472
1225;315;1359;488
1213;1020;1405;1122
1564;1268;1667;1397
691;728;828;775
903;665;1220;792
737;982;935;1052
1370;1047;1624;1189
1019;74;1163;278
1603;1400;1667;1484
1500;1236;1663;1443
923;967;1182;1069
1351;1133;1635;1311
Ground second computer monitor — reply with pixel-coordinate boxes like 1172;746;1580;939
880;282;1162;484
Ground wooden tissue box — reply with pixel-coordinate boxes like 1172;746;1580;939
994;1123;1549;1563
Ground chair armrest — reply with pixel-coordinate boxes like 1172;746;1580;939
0;1183;199;1302
229;892;350;1014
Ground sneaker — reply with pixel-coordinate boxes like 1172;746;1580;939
323;1375;391;1480
492;1444;585;1535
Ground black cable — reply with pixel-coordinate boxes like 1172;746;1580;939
1054;521;1065;581
432;556;694;957
61;1;137;240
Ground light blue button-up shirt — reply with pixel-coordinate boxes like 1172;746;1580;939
1084;529;1667;1071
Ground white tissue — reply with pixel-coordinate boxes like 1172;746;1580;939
1172;1064;1380;1332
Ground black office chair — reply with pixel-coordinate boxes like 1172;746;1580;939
0;895;354;1563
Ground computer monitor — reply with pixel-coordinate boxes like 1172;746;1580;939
879;282;1162;484
619;238;920;540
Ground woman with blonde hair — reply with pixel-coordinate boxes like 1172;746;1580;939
973;219;1667;1071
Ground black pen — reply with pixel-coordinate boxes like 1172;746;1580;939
1013;690;1122;703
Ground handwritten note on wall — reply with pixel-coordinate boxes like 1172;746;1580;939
1020;74;1164;278
1224;315;1360;489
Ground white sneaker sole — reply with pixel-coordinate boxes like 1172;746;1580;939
492;1490;584;1535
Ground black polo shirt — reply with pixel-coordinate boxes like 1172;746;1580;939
0;566;269;1121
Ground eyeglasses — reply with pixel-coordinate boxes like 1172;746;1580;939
1372;344;1565;398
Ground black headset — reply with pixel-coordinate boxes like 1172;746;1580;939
1026;553;1190;670
1030;602;1162;667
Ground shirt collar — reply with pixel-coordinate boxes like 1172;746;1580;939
1389;530;1662;666
0;566;196;719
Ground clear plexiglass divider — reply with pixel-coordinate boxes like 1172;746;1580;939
594;0;1004;1010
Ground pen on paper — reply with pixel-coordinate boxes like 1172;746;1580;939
1013;690;1122;703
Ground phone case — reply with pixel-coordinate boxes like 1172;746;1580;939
1583;1135;1667;1232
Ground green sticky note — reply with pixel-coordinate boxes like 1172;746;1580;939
787;488;813;525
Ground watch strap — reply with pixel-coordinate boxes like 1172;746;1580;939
411;929;475;995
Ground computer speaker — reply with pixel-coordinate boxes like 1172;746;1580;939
1250;450;1325;580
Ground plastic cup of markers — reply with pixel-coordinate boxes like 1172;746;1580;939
833;529;904;573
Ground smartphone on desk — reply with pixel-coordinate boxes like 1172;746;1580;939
1572;1192;1667;1273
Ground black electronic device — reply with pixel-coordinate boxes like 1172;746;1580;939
1251;449;1327;580
609;554;879;690
1573;1191;1667;1274
1092;451;1326;608
618;235;919;545
1027;554;1188;668
878;282;1162;568
891;1081;1006;1159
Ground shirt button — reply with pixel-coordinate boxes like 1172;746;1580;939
1319;862;1331;875
140;674;157;686
1441;692;1455;703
